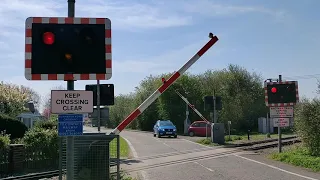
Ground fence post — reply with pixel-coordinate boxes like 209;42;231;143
117;135;120;180
59;137;63;180
8;144;24;174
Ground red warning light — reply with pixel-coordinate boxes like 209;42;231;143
271;87;277;93
43;32;55;45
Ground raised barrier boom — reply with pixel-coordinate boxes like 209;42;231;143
174;90;211;124
110;33;219;135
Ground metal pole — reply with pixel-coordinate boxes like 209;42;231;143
206;123;208;139
66;1;75;179
278;75;282;153
117;135;120;180
186;102;189;119
58;138;62;180
213;96;217;123
97;80;101;132
228;122;231;141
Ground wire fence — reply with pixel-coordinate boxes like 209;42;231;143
59;134;120;180
0;144;59;178
0;134;120;180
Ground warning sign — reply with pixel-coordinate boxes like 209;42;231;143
51;90;93;114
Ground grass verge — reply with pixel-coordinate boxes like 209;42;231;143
224;133;294;143
268;145;320;172
110;136;130;158
196;132;295;146
196;138;221;146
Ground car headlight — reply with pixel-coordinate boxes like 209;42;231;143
161;129;165;131
173;129;176;131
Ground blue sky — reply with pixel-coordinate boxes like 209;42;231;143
1;0;320;110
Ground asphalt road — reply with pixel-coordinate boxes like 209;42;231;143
84;127;319;180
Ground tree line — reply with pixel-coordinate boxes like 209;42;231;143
0;81;41;117
0;63;318;156
109;64;268;133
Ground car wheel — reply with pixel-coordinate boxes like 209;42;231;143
189;131;194;137
157;133;161;138
153;133;156;137
174;135;177;138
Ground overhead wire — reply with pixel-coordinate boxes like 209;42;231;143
282;73;320;80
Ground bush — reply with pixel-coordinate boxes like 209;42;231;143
34;120;57;130
0;132;10;149
21;127;59;159
294;99;320;156
0;113;27;139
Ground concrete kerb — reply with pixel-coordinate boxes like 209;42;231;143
121;136;148;180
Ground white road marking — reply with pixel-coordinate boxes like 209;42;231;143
194;162;214;172
141;170;148;180
122;137;149;180
122;136;138;158
234;154;319;180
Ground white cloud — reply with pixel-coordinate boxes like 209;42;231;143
182;0;287;19
0;0;290;112
76;0;192;29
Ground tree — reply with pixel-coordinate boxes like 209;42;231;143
294;83;320;156
20;85;42;110
109;64;268;133
0;82;40;117
42;85;66;111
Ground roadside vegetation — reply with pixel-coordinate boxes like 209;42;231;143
110;136;130;158
269;144;320;172
268;94;320;171
196;132;295;146
109;64;267;134
106;63;320;172
0;83;131;178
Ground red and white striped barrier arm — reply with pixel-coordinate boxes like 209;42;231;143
110;33;219;135
175;90;211;124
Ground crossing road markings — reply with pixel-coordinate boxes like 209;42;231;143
194;162;214;172
234;154;319;180
125;150;239;173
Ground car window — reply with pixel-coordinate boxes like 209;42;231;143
199;123;208;127
192;123;199;127
159;121;173;126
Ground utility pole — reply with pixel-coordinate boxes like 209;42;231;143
278;74;282;153
66;1;75;179
213;96;217;123
97;80;101;132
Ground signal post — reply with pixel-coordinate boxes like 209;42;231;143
24;0;113;177
264;75;299;153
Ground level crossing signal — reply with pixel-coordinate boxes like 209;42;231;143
85;84;114;106
24;17;112;81
204;96;222;111
264;81;299;106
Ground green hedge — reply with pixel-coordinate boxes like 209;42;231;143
0;113;27;139
0;132;10;149
295;99;320;156
34;120;58;130
21;126;59;160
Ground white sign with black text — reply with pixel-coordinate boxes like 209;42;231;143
51;90;93;114
270;106;294;118
273;118;290;127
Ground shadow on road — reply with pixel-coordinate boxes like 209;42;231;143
120;159;142;165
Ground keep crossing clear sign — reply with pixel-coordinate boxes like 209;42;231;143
51;90;93;114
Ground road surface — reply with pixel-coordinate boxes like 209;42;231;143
84;127;319;180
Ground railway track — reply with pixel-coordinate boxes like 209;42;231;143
2;136;300;180
2;170;61;180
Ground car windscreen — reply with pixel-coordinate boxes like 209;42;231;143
159;121;173;126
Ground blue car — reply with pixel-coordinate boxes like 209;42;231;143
153;120;177;138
